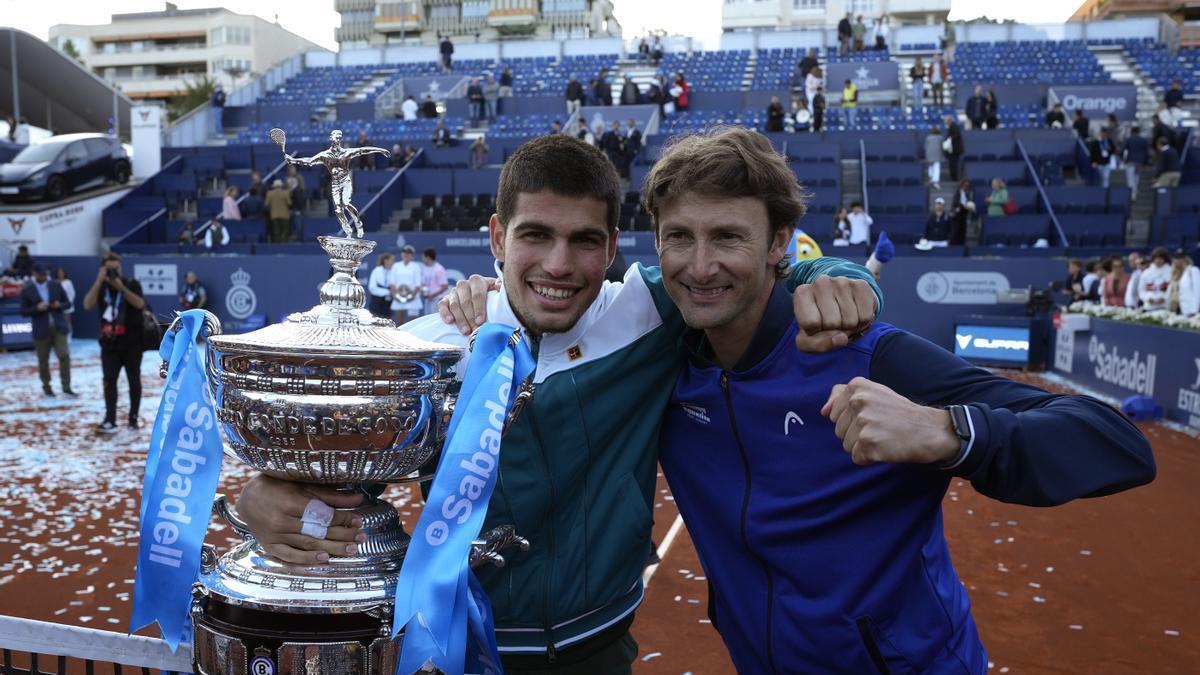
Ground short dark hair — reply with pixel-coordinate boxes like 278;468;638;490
1084;259;1099;273
103;252;120;263
1151;246;1169;263
423;248;437;260
496;134;621;233
641;127;808;277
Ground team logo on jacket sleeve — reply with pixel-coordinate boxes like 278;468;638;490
680;402;710;425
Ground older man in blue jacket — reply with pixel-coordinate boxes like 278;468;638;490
19;263;75;397
646;127;1155;674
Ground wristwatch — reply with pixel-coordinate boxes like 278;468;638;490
941;405;973;468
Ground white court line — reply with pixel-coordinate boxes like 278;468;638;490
642;514;685;589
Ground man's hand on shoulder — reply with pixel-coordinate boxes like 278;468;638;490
820;377;960;466
793;276;878;352
235;475;367;565
437;274;499;334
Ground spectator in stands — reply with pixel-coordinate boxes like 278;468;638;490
910;58;926;109
287;164;307;212
467;77;485;123
21;263;73;397
1123;125;1150;201
211;82;225;136
4;245;33;277
355;131;376;171
805;65;823;111
799;49;818;81
1064;258;1084;299
852;15;867;52
673;73;690;112
873;16;889;50
179;271;207;311
951;177;974;245
1080;259;1102;302
648;75;667;115
401;95;418;121
1164;79;1184;112
944;115;964;181
1090;128;1118;188
432;118;451;147
389;244;423;323
965;85;987;130
791;97;812;132
922;198;952;247
483;72;500;122
925;126;944;189
421;248;449;316
202;218;229;250
591;122;605;147
1103;113;1123;148
266;179;293;243
986;178;1009;217
1072;108;1091;140
984;90;999;130
420;95;438;119
403;144;418;165
941;21;956;62
847;201;872;245
812;86;826;132
652;35;664;65
1125;252;1144;309
573;118;592;144
766;96;786;132
1102;256;1127;307
367;253;394;319
1154;136;1181;189
565;76;584;116
1046;103;1066;129
841;79;858;128
177;221;195;246
1141;247;1172;310
1150;113;1175;152
624;119;642;177
584;78;600;106
1170;249;1200;316
831;207;852;246
498;68;514;98
837;14;853;56
637;38;650;65
469;135;489;169
596;69;613;106
439;35;454;71
221;186;241;221
83;252;145;432
549;120;563;135
247;170;265;198
929;53;947;107
389;143;404;168
620;77;640;106
600;120;624;174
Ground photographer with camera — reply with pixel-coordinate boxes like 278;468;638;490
83;252;146;434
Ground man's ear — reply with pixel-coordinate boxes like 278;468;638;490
769;226;794;268
489;214;505;263
607;227;620;269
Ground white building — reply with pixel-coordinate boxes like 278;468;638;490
722;0;950;32
49;3;321;103
335;0;621;48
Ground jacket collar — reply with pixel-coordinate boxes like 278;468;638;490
682;282;793;373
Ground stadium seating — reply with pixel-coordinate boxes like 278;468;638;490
952;41;1111;85
658;50;750;92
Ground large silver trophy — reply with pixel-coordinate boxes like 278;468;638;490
180;129;528;675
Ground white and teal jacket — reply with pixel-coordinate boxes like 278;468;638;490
401;258;880;656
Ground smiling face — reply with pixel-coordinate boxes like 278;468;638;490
490;191;615;335
656;193;790;343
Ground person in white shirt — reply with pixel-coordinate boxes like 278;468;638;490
1139;247;1173;311
387;245;424;323
55;266;76;333
367;252;394;318
1124;251;1143;309
805;66;823;111
1170;250;1200;316
1080;260;1100;303
401;96;419;121
847;201;873;245
203;220;230;249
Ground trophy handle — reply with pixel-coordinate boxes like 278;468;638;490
158;310;223;379
213;494;255;542
468;525;530;569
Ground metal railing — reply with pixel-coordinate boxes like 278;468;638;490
0;615;192;674
1017;139;1068;247
194;160;288;240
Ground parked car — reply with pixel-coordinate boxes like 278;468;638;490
0;133;131;203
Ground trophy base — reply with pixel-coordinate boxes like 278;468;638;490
192;592;401;675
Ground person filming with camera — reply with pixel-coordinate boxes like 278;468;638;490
82;252;146;433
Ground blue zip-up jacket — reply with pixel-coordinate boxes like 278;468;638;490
659;283;1155;674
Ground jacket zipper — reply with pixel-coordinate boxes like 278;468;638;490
720;372;778;674
526;336;559;663
855;617;894;675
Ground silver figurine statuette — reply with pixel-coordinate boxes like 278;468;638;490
173;130;529;675
273;127;390;238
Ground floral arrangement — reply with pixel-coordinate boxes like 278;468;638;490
1066;302;1200;332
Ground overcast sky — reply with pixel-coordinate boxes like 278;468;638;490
4;0;1085;52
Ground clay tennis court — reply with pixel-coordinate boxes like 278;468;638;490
0;346;1195;673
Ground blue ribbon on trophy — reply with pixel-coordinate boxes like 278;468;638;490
131;310;224;650
393;322;535;675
